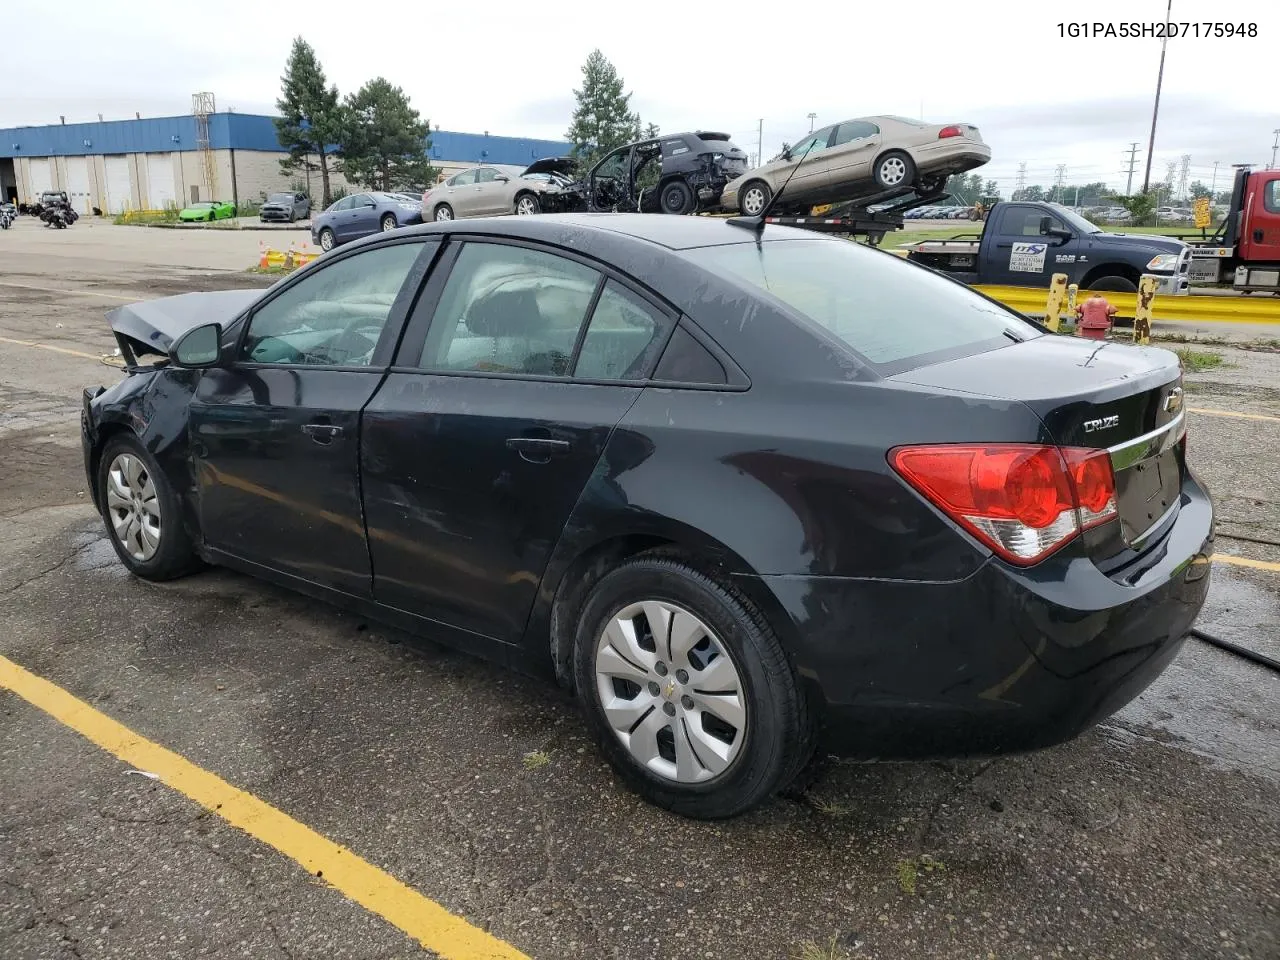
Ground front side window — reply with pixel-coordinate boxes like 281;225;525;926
686;239;1040;373
999;206;1062;236
475;167;498;183
242;242;425;366
418;243;600;376
788;128;832;159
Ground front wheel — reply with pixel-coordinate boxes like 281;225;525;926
514;193;540;216
738;180;772;216
573;555;814;819
1086;274;1138;293
97;435;199;581
380;213;397;232
318;228;335;252
874;150;916;189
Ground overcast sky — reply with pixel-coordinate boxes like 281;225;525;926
3;0;1277;194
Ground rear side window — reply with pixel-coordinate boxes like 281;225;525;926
449;170;477;186
574;280;671;380
686;239;1040;373
653;326;727;385
418;243;599;376
1266;180;1280;214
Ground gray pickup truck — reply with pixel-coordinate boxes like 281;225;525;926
902;201;1192;295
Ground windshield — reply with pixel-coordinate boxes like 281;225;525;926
685;239;1041;373
267;194;294;203
189;203;215;209
1048;204;1102;234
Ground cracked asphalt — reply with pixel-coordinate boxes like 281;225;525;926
1;219;1278;960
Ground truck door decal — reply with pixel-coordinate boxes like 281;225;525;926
1010;242;1047;272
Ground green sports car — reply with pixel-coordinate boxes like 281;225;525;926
178;200;237;222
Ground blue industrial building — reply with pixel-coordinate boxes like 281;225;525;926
0;113;572;213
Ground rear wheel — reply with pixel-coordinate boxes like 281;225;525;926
573;555;813;819
874;150;916;189
380;213;397;232
659;180;694;215
738;180;771;216
318;228;335;251
97;435;199;581
514;193;540;216
433;203;454;222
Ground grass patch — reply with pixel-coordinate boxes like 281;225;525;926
114;207;179;225
246;264;298;275
897;854;947;895
521;750;551;771
808;795;851;818
791;935;848;960
1175;348;1225;372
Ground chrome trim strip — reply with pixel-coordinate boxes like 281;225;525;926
1125;499;1180;551
1108;411;1186;472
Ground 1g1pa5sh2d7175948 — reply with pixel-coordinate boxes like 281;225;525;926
1058;21;1258;37
81;214;1213;819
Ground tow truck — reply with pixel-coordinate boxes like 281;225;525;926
1184;165;1280;293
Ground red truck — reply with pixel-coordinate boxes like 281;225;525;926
1187;166;1280;293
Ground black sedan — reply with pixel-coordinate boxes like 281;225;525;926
81;214;1213;819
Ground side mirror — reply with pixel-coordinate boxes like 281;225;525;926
171;322;222;368
494;174;509;182
782;149;793;161
1039;216;1072;241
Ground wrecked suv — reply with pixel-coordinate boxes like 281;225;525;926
543;132;749;215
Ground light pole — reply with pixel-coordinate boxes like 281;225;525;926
1142;0;1173;192
807;112;816;133
1271;129;1280;169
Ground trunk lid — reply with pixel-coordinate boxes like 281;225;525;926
892;335;1187;560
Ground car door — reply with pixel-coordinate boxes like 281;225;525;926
985;204;1082;286
1240;174;1280;264
360;237;676;646
443;169;481;217
295;192;310;218
772;126;835;201
188;237;439;597
349;193;381;238
471;167;508;216
825;120;882;194
329;196;360;239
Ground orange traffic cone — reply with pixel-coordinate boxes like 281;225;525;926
258;241;269;270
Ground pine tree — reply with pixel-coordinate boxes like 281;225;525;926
340;79;435;191
275;38;342;207
566;50;640;169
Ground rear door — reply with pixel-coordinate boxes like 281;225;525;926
984;204;1082;286
825;120;882;194
442;169;480;216
361;237;677;645
1239;173;1280;264
189;237;438;596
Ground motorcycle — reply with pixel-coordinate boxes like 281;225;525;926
40;203;71;229
0;205;15;230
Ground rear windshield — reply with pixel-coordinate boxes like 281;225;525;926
685;239;1041;373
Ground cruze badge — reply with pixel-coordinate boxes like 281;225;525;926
1083;415;1120;433
1164;387;1184;413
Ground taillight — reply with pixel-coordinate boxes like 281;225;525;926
938;125;963;139
889;444;1117;565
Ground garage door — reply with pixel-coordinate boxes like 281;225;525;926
104;156;132;214
146;153;176;210
28;158;53;198
65;157;91;214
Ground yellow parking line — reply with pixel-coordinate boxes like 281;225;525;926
1188;406;1280;424
0;654;529;960
1214;554;1280;573
0;335;105;362
0;280;136;301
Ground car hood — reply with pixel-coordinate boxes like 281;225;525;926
1091;232;1187;253
107;290;263;360
523;157;578;177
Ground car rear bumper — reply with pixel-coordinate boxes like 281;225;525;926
914;139;992;172
747;472;1214;759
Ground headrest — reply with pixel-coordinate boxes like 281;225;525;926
466;287;543;338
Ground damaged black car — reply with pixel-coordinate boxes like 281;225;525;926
542;132;749;215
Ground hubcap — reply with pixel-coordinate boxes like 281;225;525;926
320;231;333;250
381;217;396;232
105;453;161;562
594;601;747;784
880;157;907;185
436;207;452;221
517;197;537;215
742;187;766;216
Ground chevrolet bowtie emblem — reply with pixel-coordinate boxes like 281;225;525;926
664;679;677;699
1164;387;1184;413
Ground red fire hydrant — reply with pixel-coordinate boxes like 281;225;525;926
1075;293;1118;340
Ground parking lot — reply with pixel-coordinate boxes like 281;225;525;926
1;218;1277;960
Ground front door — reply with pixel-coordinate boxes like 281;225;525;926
985;204;1082;287
471;166;509;216
1240;173;1280;264
190;238;435;596
772;126;835;203
362;238;675;645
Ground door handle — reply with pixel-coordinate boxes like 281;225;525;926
1254;229;1264;243
302;422;343;444
505;436;571;463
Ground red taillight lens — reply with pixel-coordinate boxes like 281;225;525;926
938;125;963;139
890;444;1117;565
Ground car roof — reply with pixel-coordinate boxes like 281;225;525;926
389;212;833;251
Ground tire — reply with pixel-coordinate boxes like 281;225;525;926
514;193;541;216
380;213;397;232
96;434;200;581
738;180;771;217
874;150;916;189
659;180;694;215
1086;274;1138;293
433;203;453;222
573;554;813;819
318;228;335;252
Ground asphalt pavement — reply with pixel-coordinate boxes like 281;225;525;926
1;218;1277;960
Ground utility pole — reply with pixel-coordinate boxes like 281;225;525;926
806;112;816;133
757;119;763;169
1015;161;1027;198
1178;154;1190;201
1054;163;1066;203
1271;129;1280;169
1142;0;1173;192
1123;141;1140;194
1210;159;1220;199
